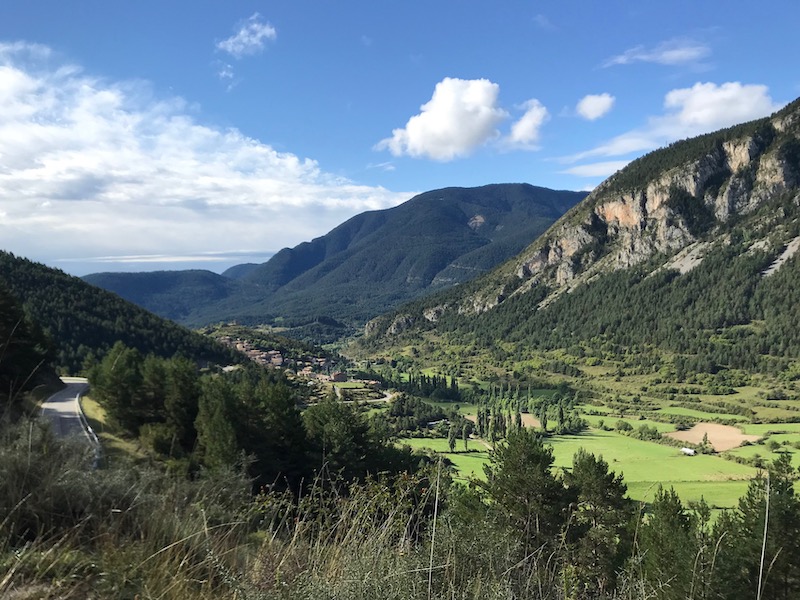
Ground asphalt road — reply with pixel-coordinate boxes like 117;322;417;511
40;376;93;441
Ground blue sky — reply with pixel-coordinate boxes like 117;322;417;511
1;1;798;275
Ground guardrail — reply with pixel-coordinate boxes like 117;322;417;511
76;387;103;468
61;378;104;468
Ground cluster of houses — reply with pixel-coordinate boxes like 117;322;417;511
217;335;348;383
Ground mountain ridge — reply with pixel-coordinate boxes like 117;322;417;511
0;251;241;373
84;183;586;333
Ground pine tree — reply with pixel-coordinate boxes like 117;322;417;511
713;454;800;600
564;449;634;596
482;428;566;553
639;486;695;600
195;377;240;470
164;356;200;450
90;342;144;433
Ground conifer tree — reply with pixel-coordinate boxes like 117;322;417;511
195;377;240;470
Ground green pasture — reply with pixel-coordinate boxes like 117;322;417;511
724;443;800;468
333;382;366;389
740;422;800;435
397;437;489;480
625;480;753;509
398;428;757;508
424;401;481;416
656;406;746;422
577;404;614;414
548;431;756;508
580;413;677;433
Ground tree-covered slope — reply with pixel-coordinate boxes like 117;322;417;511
0;252;240;373
0;281;57;409
82;269;256;323
362;99;800;374
84;184;585;331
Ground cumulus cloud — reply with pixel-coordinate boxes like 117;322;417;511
506;99;549;149
216;13;276;59
576;93;615;120
661;82;779;130
603;39;711;67
0;43;411;274
565;81;782;163
375;77;508;161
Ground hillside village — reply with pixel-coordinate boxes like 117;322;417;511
216;332;382;393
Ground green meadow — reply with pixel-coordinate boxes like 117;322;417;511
546;430;756;508
399;427;758;508
397;437;490;480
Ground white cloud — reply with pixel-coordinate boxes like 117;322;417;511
603;39;711;67
0;44;411;275
506;99;549;149
560;160;631;178
216;13;277;59
375;77;508;161
217;63;234;80
565;82;781;163
576;93;615;120
662;82;778;130
367;161;396;172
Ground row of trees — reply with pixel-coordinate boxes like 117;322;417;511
379;369;462;401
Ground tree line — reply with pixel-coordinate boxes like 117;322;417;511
88;342;418;488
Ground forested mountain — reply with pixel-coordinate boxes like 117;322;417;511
84;184;585;334
0;252;241;374
363;99;800;373
82;269;260;323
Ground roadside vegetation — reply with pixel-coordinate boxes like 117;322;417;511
2;410;799;599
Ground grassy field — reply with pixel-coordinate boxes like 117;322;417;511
724;443;800;468
397;437;490;480
655;406;746;422
399;427;758;509
580;413;678;433
740;422;800;435
546;430;756;508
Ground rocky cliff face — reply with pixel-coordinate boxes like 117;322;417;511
366;99;800;338
463;102;800;315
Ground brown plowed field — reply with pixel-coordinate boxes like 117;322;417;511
666;423;760;451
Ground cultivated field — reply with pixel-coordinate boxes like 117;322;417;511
667;423;761;451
